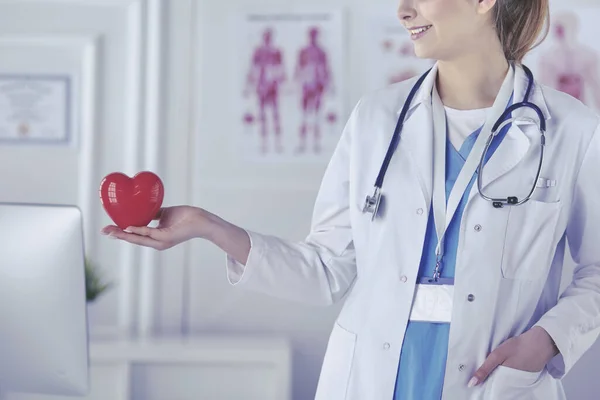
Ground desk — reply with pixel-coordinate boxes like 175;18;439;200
3;335;292;400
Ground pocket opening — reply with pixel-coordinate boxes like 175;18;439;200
315;322;357;400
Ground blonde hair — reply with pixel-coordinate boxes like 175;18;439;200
493;0;550;63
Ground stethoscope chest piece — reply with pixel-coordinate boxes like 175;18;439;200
363;187;382;221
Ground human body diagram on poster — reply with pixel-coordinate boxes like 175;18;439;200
240;16;341;161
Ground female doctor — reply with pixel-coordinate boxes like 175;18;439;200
102;0;600;399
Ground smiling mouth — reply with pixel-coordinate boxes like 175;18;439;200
408;25;432;36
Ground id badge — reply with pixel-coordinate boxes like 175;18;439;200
408;284;454;323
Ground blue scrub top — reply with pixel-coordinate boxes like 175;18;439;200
393;115;511;400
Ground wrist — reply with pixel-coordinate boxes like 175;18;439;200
531;326;559;359
191;208;221;241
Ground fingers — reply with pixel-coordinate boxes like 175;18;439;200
101;225;121;235
469;347;508;388
124;225;155;237
101;225;156;238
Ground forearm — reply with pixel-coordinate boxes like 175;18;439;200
535;122;600;377
198;208;356;304
534;264;600;376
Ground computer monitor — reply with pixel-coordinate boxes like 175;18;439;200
0;203;89;396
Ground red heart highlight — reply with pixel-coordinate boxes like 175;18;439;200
99;171;164;230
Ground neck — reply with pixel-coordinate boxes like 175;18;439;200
436;47;510;110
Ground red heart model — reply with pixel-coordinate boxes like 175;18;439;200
99;171;164;230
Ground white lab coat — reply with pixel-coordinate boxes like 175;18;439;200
226;63;600;400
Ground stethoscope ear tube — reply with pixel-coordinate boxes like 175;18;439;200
478;103;546;208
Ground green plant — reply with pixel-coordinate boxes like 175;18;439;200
85;257;113;302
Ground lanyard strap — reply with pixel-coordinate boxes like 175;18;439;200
430;66;516;280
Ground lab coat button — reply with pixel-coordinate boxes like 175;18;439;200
467;294;475;302
416;208;424;215
400;275;408;283
474;224;482;232
383;343;390;350
459;364;466;371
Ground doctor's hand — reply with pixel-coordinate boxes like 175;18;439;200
101;206;216;251
468;326;559;388
101;206;252;265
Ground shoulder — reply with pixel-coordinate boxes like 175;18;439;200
537;83;600;172
538;83;600;134
342;75;425;147
353;75;424;117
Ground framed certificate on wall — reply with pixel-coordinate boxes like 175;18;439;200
0;74;71;144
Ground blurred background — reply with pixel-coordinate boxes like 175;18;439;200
0;0;599;399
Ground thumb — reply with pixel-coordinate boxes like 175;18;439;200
469;348;507;388
153;208;165;220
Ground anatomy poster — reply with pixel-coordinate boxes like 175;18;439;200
524;5;600;113
233;10;344;162
365;12;434;92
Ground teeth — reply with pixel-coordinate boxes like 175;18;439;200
409;26;431;35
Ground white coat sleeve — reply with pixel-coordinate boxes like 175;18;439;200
223;101;362;306
535;122;600;378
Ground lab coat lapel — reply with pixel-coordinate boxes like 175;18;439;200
467;64;551;202
398;103;434;207
396;65;438;207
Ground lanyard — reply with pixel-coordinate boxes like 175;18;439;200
429;66;515;282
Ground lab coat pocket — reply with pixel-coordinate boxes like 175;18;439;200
314;322;356;400
487;365;554;400
501;199;561;280
495;365;542;385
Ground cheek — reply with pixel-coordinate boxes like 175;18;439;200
419;0;464;22
440;24;477;42
430;12;477;45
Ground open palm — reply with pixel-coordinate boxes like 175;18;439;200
101;205;211;250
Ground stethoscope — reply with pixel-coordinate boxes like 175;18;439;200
363;65;546;221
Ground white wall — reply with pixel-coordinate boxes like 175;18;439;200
0;0;163;336
1;0;600;399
